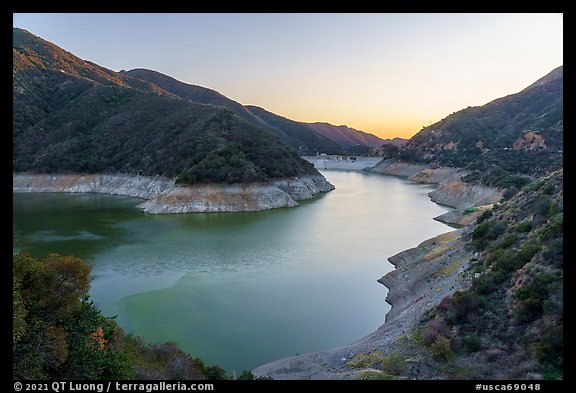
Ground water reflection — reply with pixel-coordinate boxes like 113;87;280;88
13;171;453;373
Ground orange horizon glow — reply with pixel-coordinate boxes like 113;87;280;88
13;13;563;143
300;118;424;140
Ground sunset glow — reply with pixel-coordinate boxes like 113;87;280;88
13;13;563;139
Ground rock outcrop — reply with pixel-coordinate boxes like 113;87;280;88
428;180;504;209
379;230;471;326
12;173;334;214
407;166;465;185
367;160;503;210
12;173;173;199
136;183;299;213
433;209;484;227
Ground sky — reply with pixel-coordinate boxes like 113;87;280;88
13;13;563;139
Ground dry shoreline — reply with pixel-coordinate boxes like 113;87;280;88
252;158;502;379
12;172;334;214
13;160;503;379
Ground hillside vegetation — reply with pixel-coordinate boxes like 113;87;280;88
122;69;385;155
397;169;563;379
382;69;564;378
120;69;286;140
382;66;563;188
13;28;319;185
244;105;345;155
13;252;232;380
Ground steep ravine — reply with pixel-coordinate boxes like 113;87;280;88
12;173;334;213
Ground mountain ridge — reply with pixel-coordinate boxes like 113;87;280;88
253;65;563;380
120;68;279;134
307;122;387;152
12;28;326;188
121;68;361;155
385;65;563;188
120;68;386;155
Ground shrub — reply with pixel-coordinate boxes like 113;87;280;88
540;214;563;241
537;196;552;217
499;233;519;249
237;370;255;380
515;220;533;233
515;273;555;323
463;333;481;353
498;176;531;190
522;179;543;193
516;242;540;264
472;220;506;250
346;351;386;370
382;353;406;375
431;336;454;362
473;270;508;295
444;290;486;325
535;326;563;374
543;184;556;195
202;365;228;380
542;238;563;267
13;253;131;380
423;319;450;346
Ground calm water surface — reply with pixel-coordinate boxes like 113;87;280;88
13;171;452;373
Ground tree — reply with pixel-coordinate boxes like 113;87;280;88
13;252;220;380
13;252;131;379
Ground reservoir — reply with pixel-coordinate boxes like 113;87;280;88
13;170;452;373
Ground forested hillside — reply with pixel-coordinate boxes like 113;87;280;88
13;28;319;185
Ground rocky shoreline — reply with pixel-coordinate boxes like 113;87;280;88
253;229;474;379
12;173;334;213
366;160;503;210
365;160;503;226
304;157;504;213
14;161;503;379
252;159;501;379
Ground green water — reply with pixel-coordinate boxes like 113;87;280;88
13;171;452;373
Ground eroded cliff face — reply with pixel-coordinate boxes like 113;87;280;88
379;230;471;326
273;175;335;201
12;173;174;199
428;181;504;209
12;173;334;214
138;176;334;214
432;208;487;227
367;160;503;210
